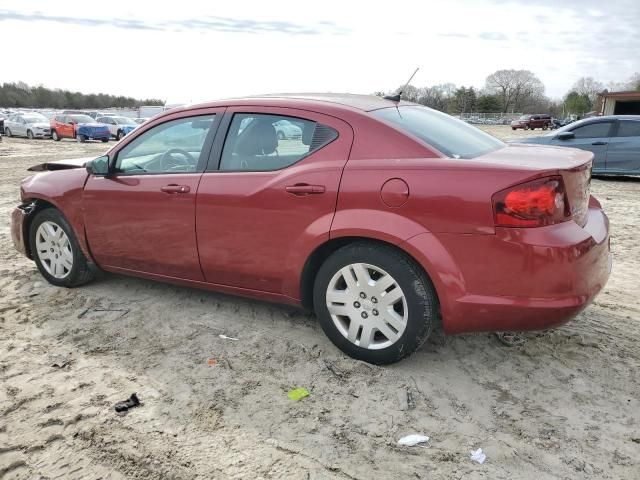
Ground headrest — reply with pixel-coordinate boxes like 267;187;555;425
235;121;278;155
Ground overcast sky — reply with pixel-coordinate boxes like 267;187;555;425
2;0;639;103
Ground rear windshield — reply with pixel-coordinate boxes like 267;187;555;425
373;106;504;159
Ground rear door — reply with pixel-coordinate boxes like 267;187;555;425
551;120;614;171
605;119;640;172
195;107;353;296
83;109;223;279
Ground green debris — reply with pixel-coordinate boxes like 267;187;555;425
287;387;310;401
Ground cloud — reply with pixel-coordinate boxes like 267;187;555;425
0;10;349;35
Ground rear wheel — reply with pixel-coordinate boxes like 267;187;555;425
29;209;95;287
77;134;86;143
101;137;109;143
52;130;60;141
542;124;548;130
117;130;125;140
313;242;438;364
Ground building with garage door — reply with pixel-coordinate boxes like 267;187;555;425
596;90;640;115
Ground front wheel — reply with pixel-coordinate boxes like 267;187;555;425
77;134;86;143
52;130;60;141
101;137;109;143
27;129;34;139
117;130;125;140
29;209;95;287
313;242;438;364
5;127;11;137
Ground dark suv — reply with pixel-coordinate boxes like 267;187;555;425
511;114;552;131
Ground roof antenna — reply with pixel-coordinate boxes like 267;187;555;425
384;67;419;102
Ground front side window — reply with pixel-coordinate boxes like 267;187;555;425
616;121;640;137
571;122;612;139
115;115;215;174
220;113;337;171
373;106;504;159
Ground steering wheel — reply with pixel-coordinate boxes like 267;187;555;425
159;148;196;171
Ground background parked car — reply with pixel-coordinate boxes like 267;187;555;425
511;114;552;130
133;117;149;124
50;114;110;142
4;112;51;139
97;116;138;140
511;115;640;175
274;119;302;139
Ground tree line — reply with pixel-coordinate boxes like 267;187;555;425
379;70;640;117
0;82;164;109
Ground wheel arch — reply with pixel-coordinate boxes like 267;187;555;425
299;235;442;313
20;198;60;258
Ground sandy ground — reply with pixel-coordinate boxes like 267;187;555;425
1;127;639;479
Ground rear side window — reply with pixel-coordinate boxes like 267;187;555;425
219;113;337;171
571;122;612;139
616;121;640;137
373;106;504;159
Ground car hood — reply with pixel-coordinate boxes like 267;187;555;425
78;123;108;128
28;122;50;129
28;157;93;172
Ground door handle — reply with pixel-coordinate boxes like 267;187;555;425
285;184;326;195
161;184;190;194
591;141;607;146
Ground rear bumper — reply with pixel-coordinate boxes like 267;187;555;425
405;206;611;334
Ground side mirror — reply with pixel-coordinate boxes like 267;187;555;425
556;131;575;140
85;155;110;176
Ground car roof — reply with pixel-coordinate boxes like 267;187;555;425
180;93;418;113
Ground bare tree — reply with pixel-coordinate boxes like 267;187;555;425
484;69;545;113
571;77;605;104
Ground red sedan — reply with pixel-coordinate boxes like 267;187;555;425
11;94;611;364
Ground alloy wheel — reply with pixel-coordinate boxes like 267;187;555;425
35;221;73;279
325;263;408;350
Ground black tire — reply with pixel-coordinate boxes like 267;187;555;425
27;129;34;139
5;127;11;137
524;125;530;130
117;130;125;140
52;130;60;141
511;127;516;131
313;242;438;365
542;124;548;131
77;134;86;143
101;137;109;143
29;208;95;288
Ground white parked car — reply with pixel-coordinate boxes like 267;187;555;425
4;113;51;139
96;116;138;140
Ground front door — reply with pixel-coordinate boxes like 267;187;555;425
196;108;353;295
83;111;222;280
605;119;640;172
551;120;614;171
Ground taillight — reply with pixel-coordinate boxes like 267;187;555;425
493;176;570;227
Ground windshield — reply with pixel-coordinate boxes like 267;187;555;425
115;117;137;125
373;106;504;159
70;115;96;124
23;114;47;123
